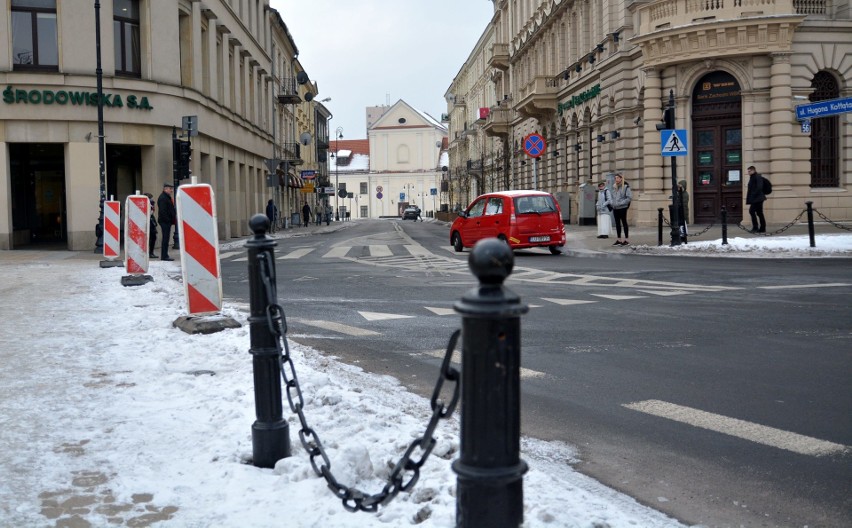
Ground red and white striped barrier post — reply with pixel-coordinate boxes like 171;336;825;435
173;183;239;334
121;194;153;286
100;199;122;268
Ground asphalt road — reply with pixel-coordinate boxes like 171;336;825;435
221;219;852;527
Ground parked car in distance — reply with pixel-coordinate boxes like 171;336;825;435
450;190;566;254
402;205;421;220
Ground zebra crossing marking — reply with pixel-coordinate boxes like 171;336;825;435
541;298;598;306
359;311;415;322
323;246;351;258
425;307;456;316
369;245;394;257
278;247;315;260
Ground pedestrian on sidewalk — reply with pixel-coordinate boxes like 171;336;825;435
266;199;278;230
144;193;158;258
746;165;767;233
595;181;613;239
157;183;177;260
611;172;633;246
302;201;311;228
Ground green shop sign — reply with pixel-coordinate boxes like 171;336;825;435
557;84;601;115
3;86;153;110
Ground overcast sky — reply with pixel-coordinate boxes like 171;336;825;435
270;1;495;139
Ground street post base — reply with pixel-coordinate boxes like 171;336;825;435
173;314;241;335
120;274;153;287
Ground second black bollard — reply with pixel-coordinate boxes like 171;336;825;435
806;201;816;248
721;207;728;245
453;239;529;528
246;214;290;468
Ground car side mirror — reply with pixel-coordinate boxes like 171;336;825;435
458;211;467;218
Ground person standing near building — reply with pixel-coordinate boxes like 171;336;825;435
595;181;613;239
302;201;311;228
611;172;633;246
157;183;177;260
144;193;158;258
746;165;767;233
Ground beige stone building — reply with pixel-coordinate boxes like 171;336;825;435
446;0;851;227
0;0;326;250
334;100;447;219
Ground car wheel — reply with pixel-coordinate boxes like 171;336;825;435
452;233;464;252
549;246;562;255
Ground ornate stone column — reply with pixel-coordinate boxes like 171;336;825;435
769;52;794;192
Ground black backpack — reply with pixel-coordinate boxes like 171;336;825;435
762;177;772;195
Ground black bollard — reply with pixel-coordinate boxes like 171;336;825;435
657;208;664;246
721;207;728;245
246;214;290;468
806;201;816;248
452;238;529;528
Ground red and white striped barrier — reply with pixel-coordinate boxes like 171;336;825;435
124;194;150;274
176;183;223;315
103;200;120;260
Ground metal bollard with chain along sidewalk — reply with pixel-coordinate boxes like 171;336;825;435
244;219;530;526
453;238;530;528
246;214;291;468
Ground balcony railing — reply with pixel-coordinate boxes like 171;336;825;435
280;142;302;165
277;78;301;104
640;0;809;34
488;43;510;71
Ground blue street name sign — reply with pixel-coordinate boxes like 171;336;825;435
660;129;688;157
795;96;852;121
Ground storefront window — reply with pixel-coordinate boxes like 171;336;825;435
11;0;58;70
114;0;141;77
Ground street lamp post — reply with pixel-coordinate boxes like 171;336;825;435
93;0;106;252
334;126;343;221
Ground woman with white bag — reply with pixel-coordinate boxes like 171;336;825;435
595;180;613;239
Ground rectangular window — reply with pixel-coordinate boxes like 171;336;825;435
113;0;141;77
12;0;58;70
359;182;368;195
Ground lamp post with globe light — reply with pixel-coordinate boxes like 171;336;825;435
334;126;343;220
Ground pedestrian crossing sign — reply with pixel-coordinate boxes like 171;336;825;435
661;129;688;157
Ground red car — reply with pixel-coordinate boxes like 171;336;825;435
450;190;566;254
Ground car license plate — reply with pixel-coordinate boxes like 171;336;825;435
529;236;550;242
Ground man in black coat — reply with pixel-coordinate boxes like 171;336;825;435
157;183;177;260
745;165;766;233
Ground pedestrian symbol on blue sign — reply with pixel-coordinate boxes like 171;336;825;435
661;129;688;157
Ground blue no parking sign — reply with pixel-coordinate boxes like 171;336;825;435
523;133;547;158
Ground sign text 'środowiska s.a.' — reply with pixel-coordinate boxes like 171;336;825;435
3;86;153;110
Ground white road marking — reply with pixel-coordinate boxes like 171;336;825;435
290;318;380;336
232;257;248;262
422;349;545;379
359;311;415;322
404;244;432;256
636;290;692;296
278;248;315;260
541;297;598;306
758;283;852;290
323;246;351;258
425;307;456;316
623;399;849;457
218;251;242;259
369;245;393;257
591;294;647;301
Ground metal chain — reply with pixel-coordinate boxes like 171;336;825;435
256;253;461;513
735;208;807;236
660;215;716;238
814;208;852;232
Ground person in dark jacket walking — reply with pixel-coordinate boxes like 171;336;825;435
144;193;158;258
266;199;278;231
302;202;311;228
745;165;766;233
157;183;177;260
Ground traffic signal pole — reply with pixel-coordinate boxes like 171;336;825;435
657;90;681;247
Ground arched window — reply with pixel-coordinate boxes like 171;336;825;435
809;72;840;187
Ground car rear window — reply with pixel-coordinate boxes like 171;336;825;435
513;195;558;214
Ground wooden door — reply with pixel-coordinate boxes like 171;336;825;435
692;120;743;224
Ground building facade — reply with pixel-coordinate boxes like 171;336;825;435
446;0;851;226
334;100;448;219
1;0;323;250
